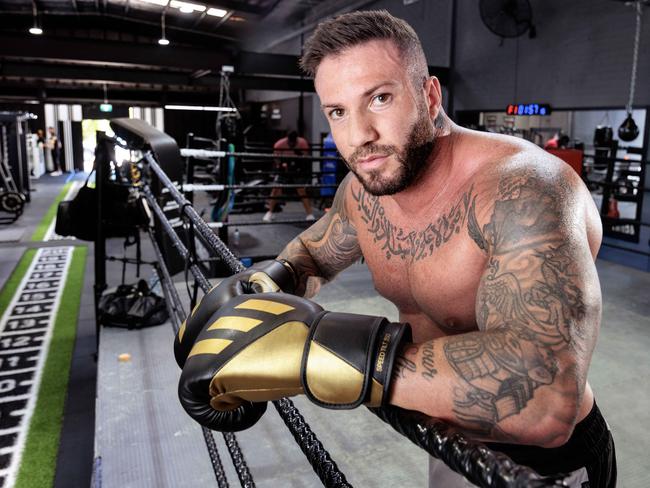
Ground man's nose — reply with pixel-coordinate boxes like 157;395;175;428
347;113;378;149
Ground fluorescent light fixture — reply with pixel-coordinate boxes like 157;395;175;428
165;105;237;112
158;37;170;45
139;0;169;5
29;26;43;35
206;7;227;17
170;0;206;12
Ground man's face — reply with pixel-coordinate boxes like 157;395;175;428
315;40;434;196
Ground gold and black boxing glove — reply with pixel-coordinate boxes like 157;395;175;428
173;259;296;368
178;292;411;432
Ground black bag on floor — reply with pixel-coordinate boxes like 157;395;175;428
98;280;168;329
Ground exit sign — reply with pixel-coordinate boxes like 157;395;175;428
100;103;113;113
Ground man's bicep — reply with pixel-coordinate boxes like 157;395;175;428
458;168;602;441
279;173;361;295
472;167;602;347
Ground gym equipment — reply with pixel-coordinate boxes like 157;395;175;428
0;119;27;223
617;0;645;141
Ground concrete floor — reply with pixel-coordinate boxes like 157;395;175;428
0;181;648;487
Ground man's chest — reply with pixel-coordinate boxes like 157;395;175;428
350;189;488;336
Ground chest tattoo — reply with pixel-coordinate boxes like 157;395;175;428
352;185;475;261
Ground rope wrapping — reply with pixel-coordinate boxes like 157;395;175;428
141;156;352;487
202;428;231;488
370;406;566;488
273;398;351;488
223;433;256;488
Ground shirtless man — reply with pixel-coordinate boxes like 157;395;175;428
176;10;616;487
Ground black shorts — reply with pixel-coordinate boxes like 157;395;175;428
486;401;616;487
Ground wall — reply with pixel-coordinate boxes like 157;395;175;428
453;0;650;111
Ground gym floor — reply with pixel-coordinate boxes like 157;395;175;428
0;176;648;487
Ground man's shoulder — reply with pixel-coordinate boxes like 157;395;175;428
472;139;583;203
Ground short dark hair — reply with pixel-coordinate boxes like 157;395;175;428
300;10;428;86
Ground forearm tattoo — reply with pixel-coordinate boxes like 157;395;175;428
392;345;418;381
420;342;438;381
352;184;475;261
448;170;588;439
279;177;361;296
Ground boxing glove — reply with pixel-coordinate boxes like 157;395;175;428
178;292;411;431
174;259;296;368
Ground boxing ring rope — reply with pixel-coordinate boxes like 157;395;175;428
142;154;353;487
98;119;566;488
180;148;342;162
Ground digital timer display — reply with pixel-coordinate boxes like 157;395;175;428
506;104;551;116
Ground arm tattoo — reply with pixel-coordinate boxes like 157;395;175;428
279;176;361;296
352;184;475;261
449;170;587;439
420;342;438;381
392;345;418;381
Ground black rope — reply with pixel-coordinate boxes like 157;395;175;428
274;398;351;488
141;156;352;488
223;433;256;488
202;426;231;488
145;224;230;488
370;407;566;488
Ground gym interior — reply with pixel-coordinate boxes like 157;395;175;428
0;1;648;487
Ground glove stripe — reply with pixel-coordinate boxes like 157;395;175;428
208;321;309;410
188;338;233;358
178;320;186;343
234;298;295;315
305;341;365;405
208;316;263;333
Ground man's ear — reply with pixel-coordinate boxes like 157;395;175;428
424;76;442;118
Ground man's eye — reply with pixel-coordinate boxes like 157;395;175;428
372;93;391;106
329;108;344;119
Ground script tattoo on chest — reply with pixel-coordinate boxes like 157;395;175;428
352;185;475;261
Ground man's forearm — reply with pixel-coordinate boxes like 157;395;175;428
388;329;581;448
278;174;362;297
278;237;329;298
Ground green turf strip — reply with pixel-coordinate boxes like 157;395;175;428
0;249;36;316
31;181;74;241
15;246;88;488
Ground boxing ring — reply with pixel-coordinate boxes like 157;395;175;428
92;118;566;488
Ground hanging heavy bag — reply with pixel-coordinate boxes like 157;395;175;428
55;171;147;241
98;280;168;329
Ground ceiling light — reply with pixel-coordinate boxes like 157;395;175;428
206;7;227;17
170;0;206;13
159;12;170;45
29;1;43;35
139;0;169;6
164;105;237;112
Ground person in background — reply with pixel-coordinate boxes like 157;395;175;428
48;126;62;176
263;130;315;222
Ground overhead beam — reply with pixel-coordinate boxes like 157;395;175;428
0;33;233;71
0;34;306;77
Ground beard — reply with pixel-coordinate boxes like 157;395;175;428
345;107;435;196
